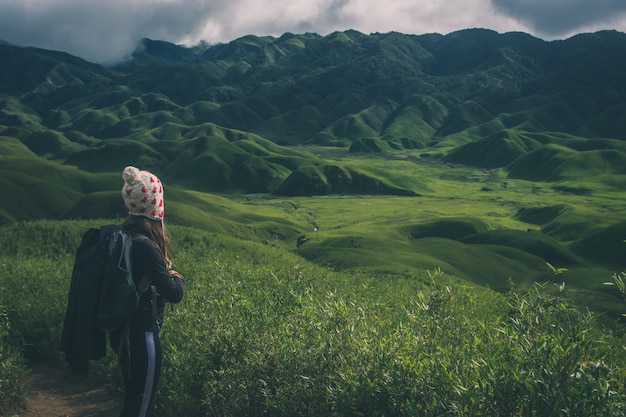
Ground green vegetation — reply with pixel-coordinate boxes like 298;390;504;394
1;147;624;316
0;305;28;415
3;30;626;199
1;28;626;415
0;221;624;416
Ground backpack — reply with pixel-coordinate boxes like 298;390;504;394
60;224;150;373
95;225;144;331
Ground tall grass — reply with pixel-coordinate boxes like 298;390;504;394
0;220;624;416
0;305;28;416
159;258;626;417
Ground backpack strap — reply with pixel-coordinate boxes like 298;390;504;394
137;274;157;322
136;274;158;326
116;233;160;374
132;234;159;326
150;284;158;326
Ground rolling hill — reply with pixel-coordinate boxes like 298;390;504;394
2;30;626;203
2;31;626;417
1;30;625;302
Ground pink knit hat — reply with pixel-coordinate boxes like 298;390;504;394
121;166;164;220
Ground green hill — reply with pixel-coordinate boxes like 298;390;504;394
2;29;626;195
1;29;626;417
1;29;625;314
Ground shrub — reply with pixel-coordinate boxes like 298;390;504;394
154;254;626;416
0;255;73;361
0;305;29;416
0;221;624;416
473;283;626;416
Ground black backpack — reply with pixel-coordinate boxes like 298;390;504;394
60;224;148;373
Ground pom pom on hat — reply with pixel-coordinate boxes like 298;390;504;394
121;166;164;220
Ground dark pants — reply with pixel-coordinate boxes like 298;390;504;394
113;328;162;417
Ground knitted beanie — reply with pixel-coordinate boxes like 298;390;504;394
121;166;164;220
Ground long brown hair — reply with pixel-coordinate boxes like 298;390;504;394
123;216;172;268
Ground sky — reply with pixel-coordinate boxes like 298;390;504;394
1;0;625;64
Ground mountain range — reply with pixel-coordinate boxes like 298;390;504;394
1;28;626;223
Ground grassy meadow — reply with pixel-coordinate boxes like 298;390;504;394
1;153;626;416
0;219;625;416
2;29;626;416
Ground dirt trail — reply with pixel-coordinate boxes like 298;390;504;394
20;364;121;417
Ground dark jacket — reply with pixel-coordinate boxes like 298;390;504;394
60;225;185;374
128;232;185;332
60;225;128;374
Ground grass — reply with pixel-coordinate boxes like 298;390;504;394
1;146;624;317
0;135;37;157
0;305;29;414
3;30;626;413
0;145;625;410
0;221;624;416
239;154;625;316
0;156;119;225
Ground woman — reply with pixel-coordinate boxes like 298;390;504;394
112;166;186;417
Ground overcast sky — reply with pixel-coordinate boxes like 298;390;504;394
1;0;625;64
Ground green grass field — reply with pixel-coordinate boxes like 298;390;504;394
0;220;625;416
2;29;626;415
227;152;626;318
2;146;624;316
1;149;626;417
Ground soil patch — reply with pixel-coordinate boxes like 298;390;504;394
19;363;121;417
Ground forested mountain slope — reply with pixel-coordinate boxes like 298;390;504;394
1;29;625;206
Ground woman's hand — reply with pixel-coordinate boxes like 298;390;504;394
169;270;184;280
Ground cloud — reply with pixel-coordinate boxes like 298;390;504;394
0;0;625;64
0;0;216;63
490;0;626;37
1;0;377;63
154;0;527;53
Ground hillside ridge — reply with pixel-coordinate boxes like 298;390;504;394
1;29;626;215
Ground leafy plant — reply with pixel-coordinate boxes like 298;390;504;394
605;271;626;317
608;272;626;299
1;221;625;417
546;261;568;275
0;306;29;416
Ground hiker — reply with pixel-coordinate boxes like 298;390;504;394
111;166;186;417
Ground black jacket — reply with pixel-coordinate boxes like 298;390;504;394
60;225;126;373
60;225;185;374
129;232;185;332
